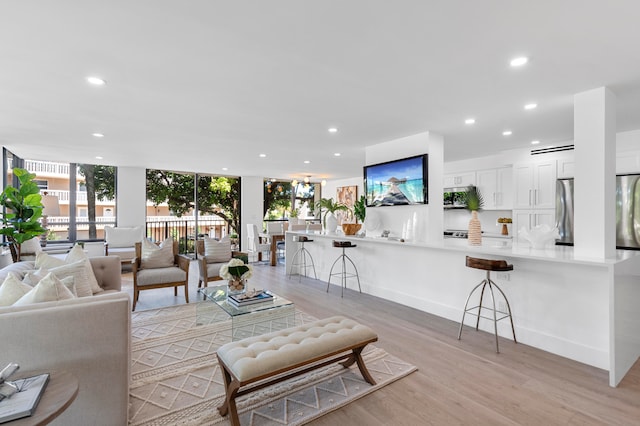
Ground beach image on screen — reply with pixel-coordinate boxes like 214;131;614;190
365;156;426;206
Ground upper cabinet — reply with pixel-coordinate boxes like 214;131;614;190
443;171;476;188
476;167;513;210
513;160;557;209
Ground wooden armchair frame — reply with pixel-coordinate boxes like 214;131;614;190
132;240;190;311
195;239;248;289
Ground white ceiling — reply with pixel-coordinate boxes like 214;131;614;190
2;1;640;180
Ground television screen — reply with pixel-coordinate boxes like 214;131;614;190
364;154;428;207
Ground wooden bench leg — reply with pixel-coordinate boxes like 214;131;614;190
339;346;376;385
218;359;241;426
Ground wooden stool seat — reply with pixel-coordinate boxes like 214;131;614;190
458;256;516;353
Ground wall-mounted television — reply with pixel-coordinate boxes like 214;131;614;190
363;154;428;207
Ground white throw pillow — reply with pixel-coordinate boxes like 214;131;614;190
141;237;175;269
0;273;33;306
47;260;93;297
203;236;232;263
13;272;75;305
20;237;43;256
22;270;76;297
34;251;66;270
65;245;103;294
105;226;142;248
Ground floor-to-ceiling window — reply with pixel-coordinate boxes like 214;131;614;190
2;149;117;244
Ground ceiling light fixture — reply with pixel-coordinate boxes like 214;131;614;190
95;156;103;160
502;130;513;136
87;76;106;85
321;180;327;186
291;179;298;186
222;167;228;171
92;133;104;138
465;118;475;125
531;140;540;145
259;153;267;158
328;127;338;133
524;103;538;110
303;160;310;164
334;153;341;157
510;56;529;67
303;176;310;183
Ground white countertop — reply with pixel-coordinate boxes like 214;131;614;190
287;231;640;266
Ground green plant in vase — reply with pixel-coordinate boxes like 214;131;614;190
314;198;349;232
0;167;46;262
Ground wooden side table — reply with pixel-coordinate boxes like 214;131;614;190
7;370;78;426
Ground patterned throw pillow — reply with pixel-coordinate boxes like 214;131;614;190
141;237;175;269
13;272;76;305
0;273;33;306
203;236;232;263
65;245;103;294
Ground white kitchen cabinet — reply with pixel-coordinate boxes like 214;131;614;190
444;171;476;188
476;167;513;210
513;160;557;209
512;209;556;244
617;150;640;174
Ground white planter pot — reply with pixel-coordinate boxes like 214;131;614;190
325;214;338;235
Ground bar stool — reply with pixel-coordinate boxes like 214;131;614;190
327;241;361;297
457;256;517;353
287;235;317;281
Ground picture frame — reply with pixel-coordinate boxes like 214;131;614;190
336;185;357;224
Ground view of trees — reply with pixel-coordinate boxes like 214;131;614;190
77;164;116;239
146;170;241;233
263;180;318;219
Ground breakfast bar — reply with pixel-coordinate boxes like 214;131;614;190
285;231;640;387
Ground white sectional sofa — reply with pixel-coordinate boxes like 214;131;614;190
0;256;130;426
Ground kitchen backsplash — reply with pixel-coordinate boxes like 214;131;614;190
444;209;512;234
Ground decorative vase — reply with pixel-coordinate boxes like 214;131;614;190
228;278;246;295
325;213;338;235
468;210;482;246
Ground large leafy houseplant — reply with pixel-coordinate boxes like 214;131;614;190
0;168;46;262
314;198;349;229
353;195;366;223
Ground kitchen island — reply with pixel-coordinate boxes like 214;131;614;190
284;231;640;387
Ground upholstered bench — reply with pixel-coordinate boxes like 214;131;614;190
216;315;378;426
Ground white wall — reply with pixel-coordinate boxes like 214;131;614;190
117;167;146;228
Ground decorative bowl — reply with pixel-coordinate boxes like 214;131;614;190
342;223;362;235
519;224;559;249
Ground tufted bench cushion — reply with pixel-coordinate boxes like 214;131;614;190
216;315;378;426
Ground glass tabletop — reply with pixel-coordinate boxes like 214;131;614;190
200;285;293;317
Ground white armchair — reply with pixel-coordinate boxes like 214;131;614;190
246;224;270;263
104;226;142;266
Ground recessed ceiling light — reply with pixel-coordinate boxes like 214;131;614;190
524;103;537;110
334;153;341;157
259;154;266;158
321;180;327;186
303;160;310;164
531;140;540;145
502;130;513;136
222;167;228;171
87;76;106;85
328;127;338;133
95;156;103;160
465;118;475;125
510;56;529;67
92;133;104;138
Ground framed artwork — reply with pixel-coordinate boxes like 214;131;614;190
336;186;357;224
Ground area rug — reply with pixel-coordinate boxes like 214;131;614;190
129;303;417;425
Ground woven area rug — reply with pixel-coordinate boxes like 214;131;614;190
129;303;417;425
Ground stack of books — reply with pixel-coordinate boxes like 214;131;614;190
228;291;274;307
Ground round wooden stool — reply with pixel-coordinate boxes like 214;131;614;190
327;240;361;297
287;235;317;281
457;256;517;353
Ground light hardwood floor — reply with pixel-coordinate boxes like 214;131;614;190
123;260;640;425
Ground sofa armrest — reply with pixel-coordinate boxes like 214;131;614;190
89;256;122;292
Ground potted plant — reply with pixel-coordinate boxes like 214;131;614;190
220;258;253;295
0;167;47;262
462;186;484;246
314;198;349;234
288;207;300;226
343;195;366;235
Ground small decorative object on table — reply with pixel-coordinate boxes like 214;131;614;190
220;258;253;296
227;289;274;307
497;217;512;235
0;362;50;423
463;186;484;246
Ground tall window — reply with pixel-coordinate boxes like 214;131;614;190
3;149;117;244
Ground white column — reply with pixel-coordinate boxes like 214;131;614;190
573;87;616;258
117;167;146;228
240;176;264;251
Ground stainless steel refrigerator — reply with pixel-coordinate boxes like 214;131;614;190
555;175;640;249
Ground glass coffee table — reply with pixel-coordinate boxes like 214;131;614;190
197;285;297;340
